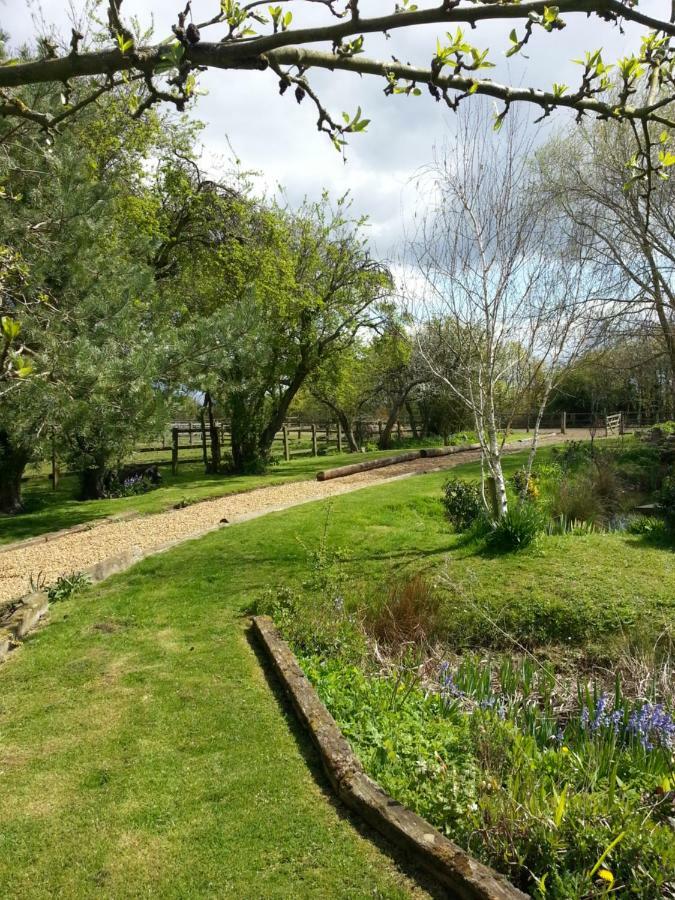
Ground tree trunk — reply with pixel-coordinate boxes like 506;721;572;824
379;394;409;450
79;463;109;500
256;366;310;462
405;401;419;440
204;392;221;473
338;411;360;453
0;431;29;515
485;407;508;519
524;381;553;489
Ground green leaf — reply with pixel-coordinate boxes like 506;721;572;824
1;316;21;341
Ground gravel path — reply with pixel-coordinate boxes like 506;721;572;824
0;432;582;603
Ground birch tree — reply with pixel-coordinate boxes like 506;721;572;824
536;106;675;415
408;106;593;517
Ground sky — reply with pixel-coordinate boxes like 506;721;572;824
3;0;663;260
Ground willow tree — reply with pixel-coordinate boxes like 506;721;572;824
2;1;675;159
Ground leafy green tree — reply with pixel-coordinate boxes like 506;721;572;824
165;188;392;472
0;83;178;510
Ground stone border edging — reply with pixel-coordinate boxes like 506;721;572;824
251;615;529;900
0;547;146;664
317;451;423;481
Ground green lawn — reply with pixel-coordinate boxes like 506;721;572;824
1;451;673;896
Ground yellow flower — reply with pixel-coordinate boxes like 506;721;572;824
598;868;614;886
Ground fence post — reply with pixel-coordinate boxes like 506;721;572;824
283;425;290;462
397;421;402;442
171;427;179;476
200;412;209;470
561;411;567;435
336;422;342;454
311;424;318;457
619;412;625;436
377;420;382;438
325;424;330;450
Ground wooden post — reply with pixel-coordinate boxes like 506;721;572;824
51;435;59;491
619;412;625;436
397;421;403;442
377;420;383;438
325;424;330;451
311;424;318;457
189;423;193;445
283;425;290;462
171;427;179;476
561;411;567;435
200;412;208;471
336;422;342;454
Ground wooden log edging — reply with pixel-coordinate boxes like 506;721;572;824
251;615;529;900
420;442;482;459
316;451;422;481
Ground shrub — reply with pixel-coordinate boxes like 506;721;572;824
553;440;593;470
442;477;484;531
488;502;545;551
365;574;444;648
660;474;675;525
627;515;661;535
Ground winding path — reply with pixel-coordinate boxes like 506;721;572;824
0;432;584;604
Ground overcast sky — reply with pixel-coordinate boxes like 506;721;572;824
4;0;661;259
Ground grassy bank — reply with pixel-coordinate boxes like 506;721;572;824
1;446;673;896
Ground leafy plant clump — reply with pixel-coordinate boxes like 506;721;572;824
512;467;540;501
442;477;484;531
302;655;675;898
46;572;91;603
488;502;545;551
105;471;159;499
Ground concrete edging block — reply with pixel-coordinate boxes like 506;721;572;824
82;547;143;583
252;615;528;900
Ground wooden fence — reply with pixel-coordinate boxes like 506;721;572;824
133;409;648;477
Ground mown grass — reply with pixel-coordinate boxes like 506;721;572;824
0;448;673;896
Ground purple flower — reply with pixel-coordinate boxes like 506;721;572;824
627;703;675;750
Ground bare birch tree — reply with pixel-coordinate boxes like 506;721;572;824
406;106;594;517
536;108;675;415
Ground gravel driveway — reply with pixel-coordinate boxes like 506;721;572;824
0;431;585;603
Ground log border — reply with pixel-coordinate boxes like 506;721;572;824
251;615;529;900
317;451;422;481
